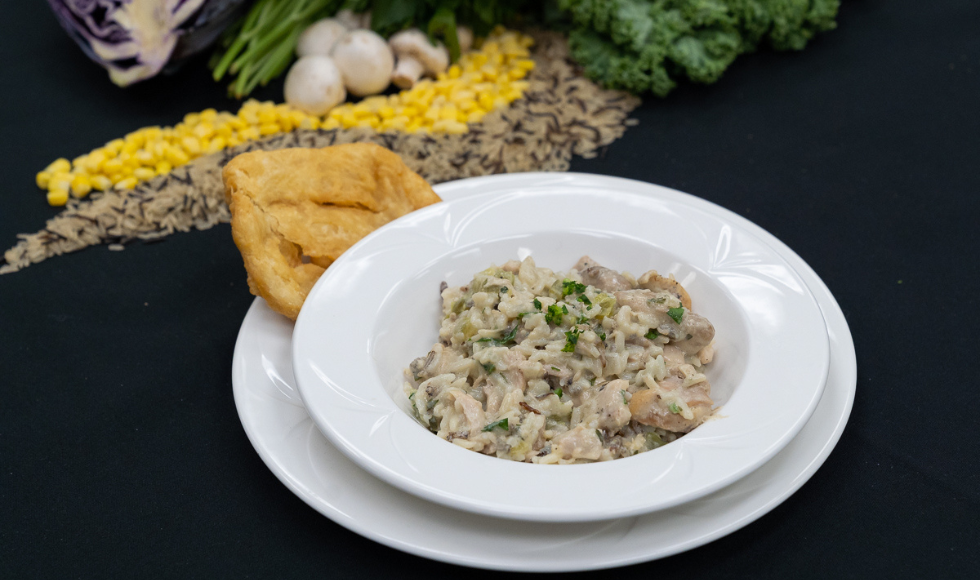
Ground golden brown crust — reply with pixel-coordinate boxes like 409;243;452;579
223;143;442;319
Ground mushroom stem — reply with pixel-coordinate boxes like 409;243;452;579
392;56;425;89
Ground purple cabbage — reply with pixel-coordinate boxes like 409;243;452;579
47;0;247;86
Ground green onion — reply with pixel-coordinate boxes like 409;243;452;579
482;418;509;432
668;307;685;324
554;388;563;399
562;329;580;352
645;329;659;340
668;402;681;414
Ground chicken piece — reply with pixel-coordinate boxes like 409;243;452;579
629;375;713;433
613;289;714;355
637;270;692;310
552;425;603;461
441;389;486;434
574;256;633;292
595;379;632;432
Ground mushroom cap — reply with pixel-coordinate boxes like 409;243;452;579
296;19;348;57
284;56;346;116
331;29;394;96
388;29;449;75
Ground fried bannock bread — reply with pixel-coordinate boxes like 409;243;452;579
223;143;442;320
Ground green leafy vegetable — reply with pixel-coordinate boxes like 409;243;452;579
668;306;685;324
533;298;542;310
558;0;840;97
473;325;519;346
483;417;510;432
645;329;659;340
595;429;603;440
482;363;496;374
555;387;563;398
597;329;606;341
577;294;592;306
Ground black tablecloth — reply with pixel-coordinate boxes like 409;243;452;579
3;1;978;577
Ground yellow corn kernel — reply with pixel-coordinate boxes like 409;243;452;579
47;189;69;206
238;126;260;141
257;109;277;125
478;94;495;111
258;123;280;136
133;167;156;180
502;89;522;102
321;118;341;130
423;107;440;123
482;41;499;54
439;105;458;121
378;106;395;119
200;108;218;123
354;118;377;129
405;121;423;133
135;149;155;165
240;109;260;125
122;141;140;156
104;139;125;155
143;127;163;142
91;175;113;191
228;116;248;130
114;177;138;190
154;160;173;175
493;96;508;109
340;112;358;128
447;64;462;79
166;147;190;166
206;136;227;153
119;153;140;170
508;68;528;80
192;122;214;140
71;154;89;169
181;136;202;156
108;173;125;184
467;111;485;123
70;174;92;197
226;136;242;148
85;150;107;172
124;131;145;148
385;116;409;131
36;171;51;189
102;158;125;175
298;117;318;130
457;98;477;112
46;158;72;174
215;123;234;139
515;59;535;71
183;112;201;126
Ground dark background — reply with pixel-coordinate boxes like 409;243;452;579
2;0;978;578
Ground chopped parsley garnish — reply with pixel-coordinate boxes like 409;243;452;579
589;377;595;385
482;363;495;374
668;306;685;324
595;429;603;440
408;391;416;400
472;325;519;346
500;286;508;293
576;315;589;324
516;312;529;320
649;297;666;304
551;366;560;371
668;402;681;414
482;418;509;432
554;388;563;399
562;328;580;352
577;294;592;306
597;329;606;341
533;298;542;310
621;390;628;404
561;279;587;297
645;329;659;340
545;303;565;325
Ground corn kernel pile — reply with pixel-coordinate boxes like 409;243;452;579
35;28;535;207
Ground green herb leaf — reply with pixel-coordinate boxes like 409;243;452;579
577;294;592;306
554;388;563;399
533;298;542;310
562;305;568;314
595;429;603;440
668;307;685;324
668;402;681;414
576;315;589;324
621;390;628;404
562;328;580;352
545;303;565;325
427;7;461;62
472;325;519;346
408;391;416;400
597;330;606;341
551;366;560;371
500;286;508;293
561;279;587;297
482;417;509;432
482;363;495;374
645;329;659;340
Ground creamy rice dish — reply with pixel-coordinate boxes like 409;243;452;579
405;256;717;464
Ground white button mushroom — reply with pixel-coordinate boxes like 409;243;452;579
283;56;346;116
389;29;449;89
334;8;370;30
330;29;394;97
296;18;348;57
457;26;474;54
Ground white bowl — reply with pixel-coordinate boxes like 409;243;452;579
292;179;830;522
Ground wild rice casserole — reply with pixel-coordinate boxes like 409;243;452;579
405;256;717;464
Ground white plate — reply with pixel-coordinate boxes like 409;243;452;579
232;172;856;572
291;177;830;522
